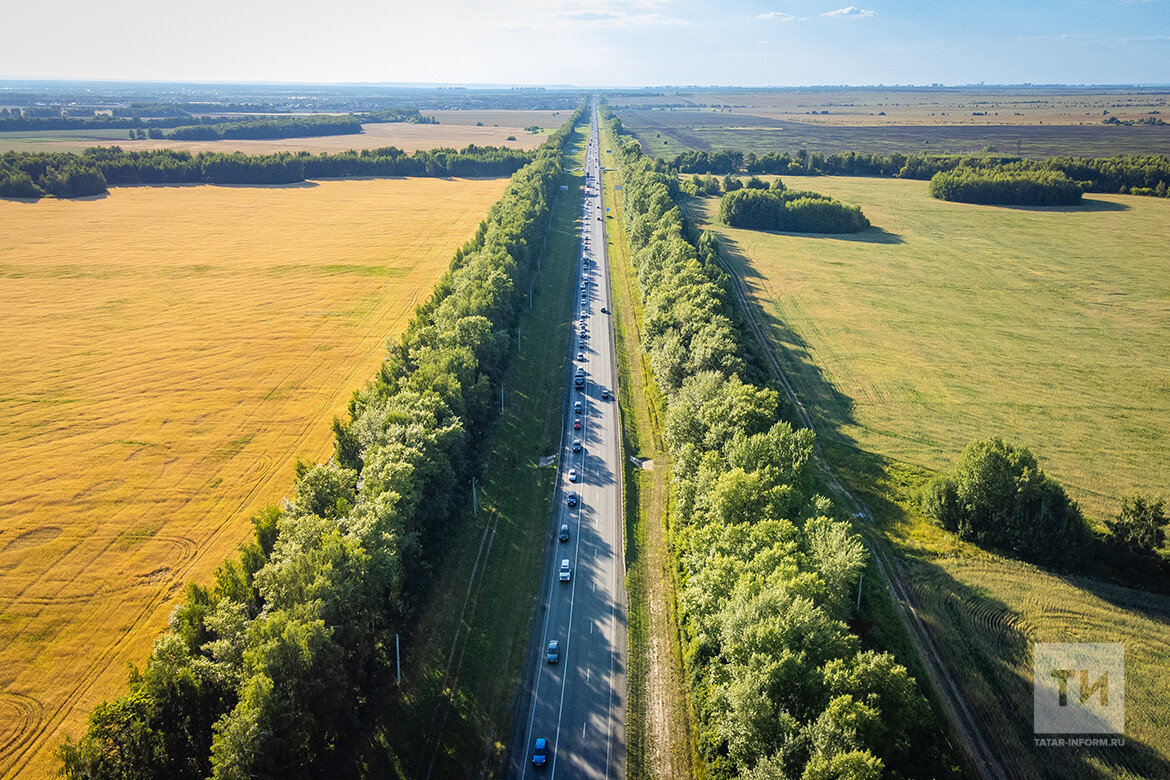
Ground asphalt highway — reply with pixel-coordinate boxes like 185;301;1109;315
517;104;626;780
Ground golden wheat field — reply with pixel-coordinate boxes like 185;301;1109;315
0;177;507;779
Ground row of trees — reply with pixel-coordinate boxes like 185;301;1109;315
928;166;1084;206
166;115;364;141
605;107;936;779
1;144;534;198
667;149;745;174
650;139;1170;199
57;105;586;780
720;181;871;233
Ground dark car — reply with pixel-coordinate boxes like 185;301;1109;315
533;737;549;767
559;523;570;541
574;400;583;413
601;388;610;400
566;490;578;507
546;640;560;663
600;306;608;314
572;439;581;452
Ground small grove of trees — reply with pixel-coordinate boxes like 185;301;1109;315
605;105;941;780
720;182;871;233
166;115;363;141
56;105;586;779
920;438;1092;567
0;151;107;198
928;166;1083;206
1;144;534;199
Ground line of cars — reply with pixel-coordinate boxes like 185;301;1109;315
532;113;608;771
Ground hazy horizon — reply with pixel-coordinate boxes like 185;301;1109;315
3;1;1167;87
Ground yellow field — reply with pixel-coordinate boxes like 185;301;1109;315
0;177;507;779
0;111;560;155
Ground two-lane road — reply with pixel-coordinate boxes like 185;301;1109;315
518;105;625;780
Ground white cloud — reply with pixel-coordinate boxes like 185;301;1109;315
822;6;877;17
544;9;688;29
755;11;804;21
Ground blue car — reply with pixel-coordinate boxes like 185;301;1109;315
532;737;549;767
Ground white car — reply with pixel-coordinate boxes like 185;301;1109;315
559;560;571;582
568;468;578;482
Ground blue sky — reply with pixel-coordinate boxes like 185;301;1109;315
3;0;1168;86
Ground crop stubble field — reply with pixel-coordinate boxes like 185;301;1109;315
615;88;1170;158
0;109;562;155
691;177;1170;776
0;177;507;779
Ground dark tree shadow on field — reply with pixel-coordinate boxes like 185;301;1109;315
714;230;862;448
1054;568;1170;626
756;225;904;244
996;197;1129;213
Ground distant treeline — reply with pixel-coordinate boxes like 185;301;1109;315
719;178;871;232
604;108;945;780
928;166;1083;206
0;143;533;199
646;138;1170;199
0;107;431;134
165;115;364;141
57;106;586;780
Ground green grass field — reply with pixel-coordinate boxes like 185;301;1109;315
693;175;1170;777
690;176;1170;524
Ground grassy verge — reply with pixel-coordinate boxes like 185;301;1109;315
382;124;587;778
599;125;697;780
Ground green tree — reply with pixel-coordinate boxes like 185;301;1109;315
1107;493;1167;556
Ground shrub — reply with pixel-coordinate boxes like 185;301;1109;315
920;438;1092;566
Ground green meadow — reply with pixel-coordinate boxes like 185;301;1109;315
690;176;1170;524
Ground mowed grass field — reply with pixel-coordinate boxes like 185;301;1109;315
0;110;561;155
690;176;1170;525
0;177;507;779
693;178;1170;775
901;555;1170;778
